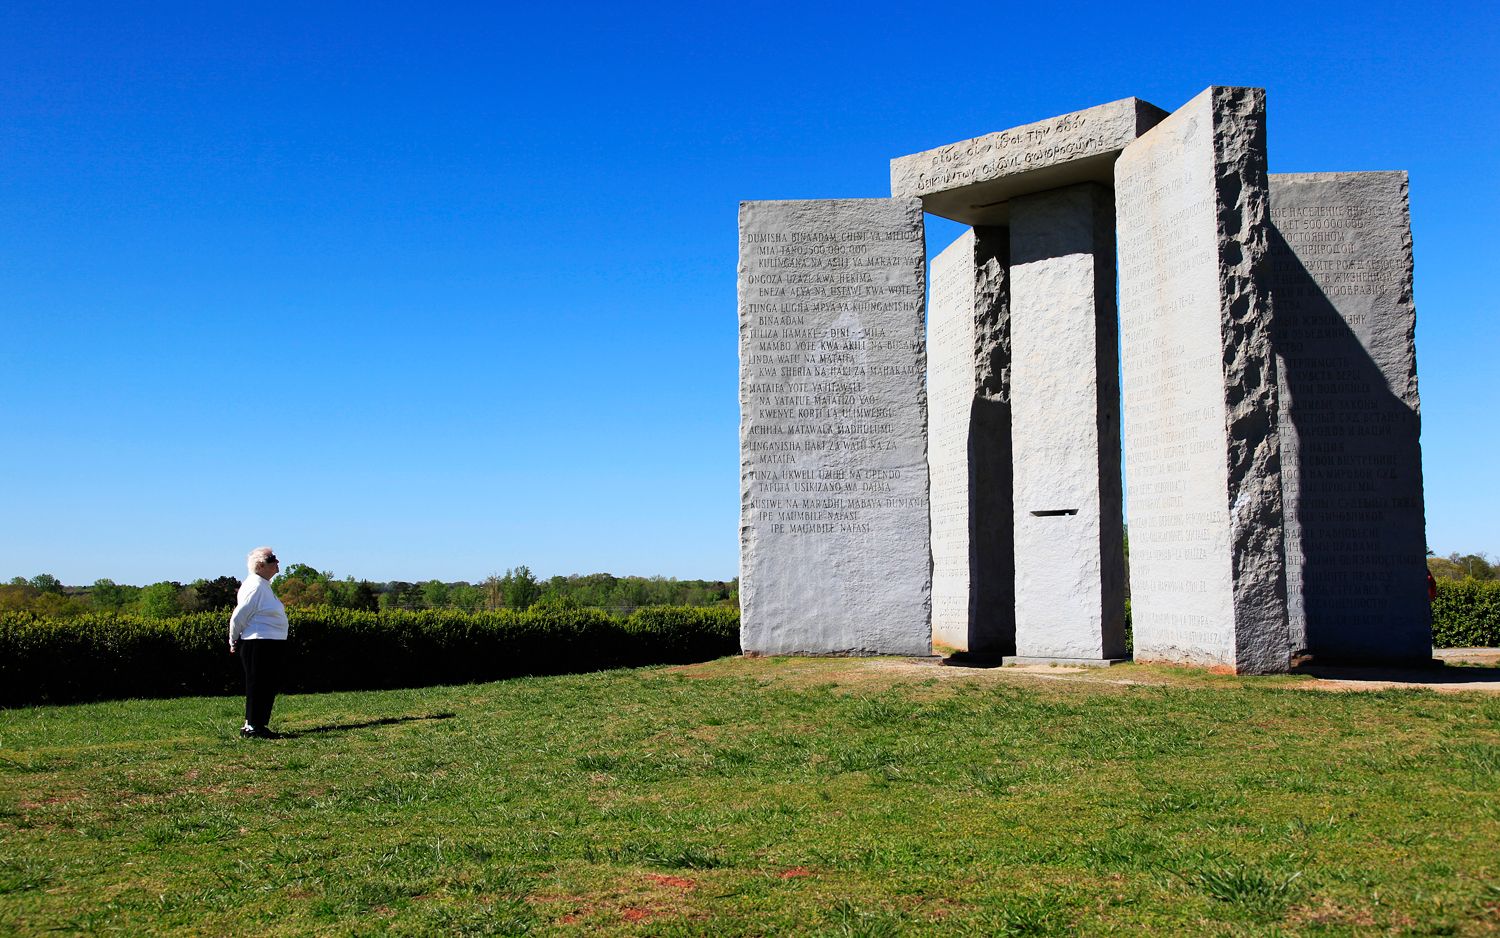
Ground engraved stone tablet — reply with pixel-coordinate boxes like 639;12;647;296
891;98;1167;226
1009;183;1126;661
1115;86;1289;674
928;228;1013;654
1269;172;1430;663
739;198;931;656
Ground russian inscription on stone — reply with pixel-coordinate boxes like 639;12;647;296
1269;171;1430;663
1009;183;1125;661
739;198;931;656
1115;86;1289;674
928;228;1013;655
891;98;1167;226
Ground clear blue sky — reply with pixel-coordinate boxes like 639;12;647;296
3;1;1496;585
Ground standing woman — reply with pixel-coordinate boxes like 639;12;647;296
229;547;289;738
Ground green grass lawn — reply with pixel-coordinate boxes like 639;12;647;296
2;657;1497;936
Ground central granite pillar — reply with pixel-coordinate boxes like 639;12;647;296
1007;183;1126;663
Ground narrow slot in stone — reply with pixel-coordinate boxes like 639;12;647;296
1030;509;1078;517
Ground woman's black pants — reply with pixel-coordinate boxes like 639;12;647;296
239;639;284;730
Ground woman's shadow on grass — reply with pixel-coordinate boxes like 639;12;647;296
281;713;456;738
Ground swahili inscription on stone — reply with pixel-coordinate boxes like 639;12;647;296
1115;86;1289;674
1269;171;1430;662
738;198;931;656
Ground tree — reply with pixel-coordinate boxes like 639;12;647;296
1429;556;1465;581
138;581;184;617
499;566;541;611
0;583;38;612
27;573;63;594
91;578;132;611
274;565;333;608
1447;552;1496;581
450;584;485;613
190;576;241;611
533;591;581;610
421;580;451;609
346;579;380;612
380;581;422;610
321;576;379;612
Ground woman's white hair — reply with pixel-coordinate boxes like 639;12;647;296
246;546;277;573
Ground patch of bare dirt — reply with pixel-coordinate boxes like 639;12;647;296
1287;896;1378;928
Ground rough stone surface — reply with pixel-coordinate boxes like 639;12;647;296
1268;172;1430;662
739;198;931;656
890;98;1167;226
1010;183;1126;660
928;228;1013;654
1115;86;1289;674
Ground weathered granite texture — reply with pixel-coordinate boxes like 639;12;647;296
928;228;1013;654
1115;86;1289;674
1009;183;1126;660
738;198;932;656
1269;171;1430;663
891;98;1167;226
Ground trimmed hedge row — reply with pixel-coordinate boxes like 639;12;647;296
1432;578;1500;649
4;581;1493;707
0;605;740;708
1124;584;1495;652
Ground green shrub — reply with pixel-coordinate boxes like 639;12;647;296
1431;578;1500;648
0;605;742;708
622;606;739;664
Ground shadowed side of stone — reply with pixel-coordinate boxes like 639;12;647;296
1269;171;1430;663
928;228;1014;656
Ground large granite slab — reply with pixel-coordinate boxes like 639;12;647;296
891;98;1167;226
1268;171;1430;663
1115;86;1289;674
738;198;932;656
928;228;1014;655
1009;183;1126;661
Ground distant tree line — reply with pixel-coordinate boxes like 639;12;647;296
1428;552;1497;582
0;566;738;618
1;574;242;618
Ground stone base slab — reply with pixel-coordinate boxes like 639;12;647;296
1001;655;1129;668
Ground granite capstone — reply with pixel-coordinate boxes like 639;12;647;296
891;98;1167;226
